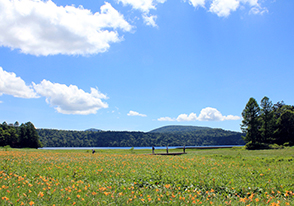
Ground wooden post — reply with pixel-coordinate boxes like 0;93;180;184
183;146;186;154
166;146;168;154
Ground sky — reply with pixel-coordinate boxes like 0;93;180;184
0;0;293;132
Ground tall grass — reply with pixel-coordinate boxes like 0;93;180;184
0;147;293;205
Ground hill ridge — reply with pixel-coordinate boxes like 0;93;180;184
149;125;212;133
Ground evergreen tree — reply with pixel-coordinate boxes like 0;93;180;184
241;97;261;144
7;126;18;147
25;122;42;148
18;122;42;148
274;109;294;145
19;123;28;147
0;127;10;146
259;96;274;143
14;121;19;127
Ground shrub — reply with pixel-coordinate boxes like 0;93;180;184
3;145;11;151
269;144;284;149
245;141;271;150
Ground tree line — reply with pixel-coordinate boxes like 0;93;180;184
241;96;294;149
0;121;42;148
37;128;245;147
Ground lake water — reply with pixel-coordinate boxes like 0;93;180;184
39;145;243;150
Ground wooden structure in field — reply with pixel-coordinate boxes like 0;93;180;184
151;146;187;156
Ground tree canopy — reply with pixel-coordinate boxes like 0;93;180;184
37;128;245;147
0;121;42;148
241;97;294;149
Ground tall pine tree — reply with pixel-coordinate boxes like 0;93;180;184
241;97;261;144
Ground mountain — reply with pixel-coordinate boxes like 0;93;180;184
38;125;245;147
149;125;211;133
85;128;102;132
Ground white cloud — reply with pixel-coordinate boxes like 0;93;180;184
0;67;38;98
33;80;108;115
197;107;224;121
143;14;158;27
225;114;242;120
116;0;166;27
116;0;166;13
249;5;268;15
209;0;240;17
209;0;268;17
185;0;206;8
176;113;197;122
184;0;267;17
157;117;176;121
127;110;147;117
158;107;240;122
0;0;132;56
0;67;109;115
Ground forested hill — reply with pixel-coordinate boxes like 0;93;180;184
149;125;211;133
37;126;245;147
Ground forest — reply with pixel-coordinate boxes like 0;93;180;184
241;96;294;149
0;121;42;148
37;127;245;147
2;96;293;149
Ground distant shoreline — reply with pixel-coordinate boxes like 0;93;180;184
39;145;244;150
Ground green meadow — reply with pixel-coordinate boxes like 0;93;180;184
0;147;293;205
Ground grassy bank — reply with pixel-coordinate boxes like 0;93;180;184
0;147;293;205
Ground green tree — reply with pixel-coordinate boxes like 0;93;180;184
7;126;18;147
25;122;42;148
14;121;19;127
19;122;42;148
274;110;294;145
0;127;10;146
259;96;274;143
241;97;261;144
19;123;28;147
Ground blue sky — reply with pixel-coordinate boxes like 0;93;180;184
0;0;293;132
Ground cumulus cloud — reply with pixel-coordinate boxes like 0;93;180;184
225;114;242;120
0;0;132;56
157;117;176;121
33;80;108;115
209;0;240;17
184;0;267;17
185;0;206;8
116;0;166;13
158;107;240;122
0;67;109;114
127;110;147;117
0;67;38;98
116;0;166;27
176;113;197;122
197;107;239;121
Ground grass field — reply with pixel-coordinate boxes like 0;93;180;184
0;147;293;205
